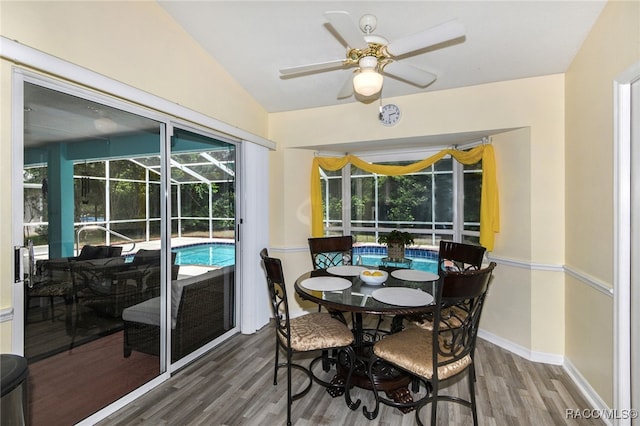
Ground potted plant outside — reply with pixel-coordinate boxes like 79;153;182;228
378;230;415;260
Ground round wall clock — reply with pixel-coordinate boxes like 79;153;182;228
379;104;401;126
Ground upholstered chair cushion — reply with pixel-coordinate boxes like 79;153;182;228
281;312;353;352
373;327;471;381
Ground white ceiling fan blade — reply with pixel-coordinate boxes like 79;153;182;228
337;72;354;99
280;59;347;76
386;19;465;57
324;11;368;49
383;61;437;87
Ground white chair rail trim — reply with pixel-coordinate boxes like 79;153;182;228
488;254;613;298
269;248;614;298
0;307;13;323
487;253;564;272
564;264;613;298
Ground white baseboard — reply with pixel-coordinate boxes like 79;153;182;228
563;358;613;426
479;328;612;424
478;328;564;365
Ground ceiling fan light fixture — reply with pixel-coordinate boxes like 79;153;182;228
353;70;383;96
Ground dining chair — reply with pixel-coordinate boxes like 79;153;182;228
348;262;496;425
409;240;487;331
308;235;354;269
260;248;355;426
307;235;385;334
308;235;354;318
438;240;486;273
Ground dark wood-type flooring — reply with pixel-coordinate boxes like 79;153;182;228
25;301;159;426
25;298;122;362
28;331;158;426
98;317;604;426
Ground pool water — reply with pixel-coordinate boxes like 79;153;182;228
166;243;437;272
357;254;438;274
172;243;235;267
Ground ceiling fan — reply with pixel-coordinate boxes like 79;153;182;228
279;11;466;100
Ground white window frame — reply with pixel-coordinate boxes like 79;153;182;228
320;144;483;243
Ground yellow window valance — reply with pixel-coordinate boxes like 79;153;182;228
310;144;500;251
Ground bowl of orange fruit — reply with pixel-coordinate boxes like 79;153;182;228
359;269;388;285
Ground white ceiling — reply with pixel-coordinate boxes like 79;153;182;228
22;1;607;150
159;0;607;113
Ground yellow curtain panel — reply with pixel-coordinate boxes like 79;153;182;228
310;144;500;251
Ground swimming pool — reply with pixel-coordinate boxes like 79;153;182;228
172;243;235;267
166;243;437;271
356;254;438;273
353;246;438;274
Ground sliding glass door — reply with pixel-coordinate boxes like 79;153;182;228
167;127;236;363
19;78;238;424
22;81;165;425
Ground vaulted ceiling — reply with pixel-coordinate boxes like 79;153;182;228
159;1;607;113
23;1;607;149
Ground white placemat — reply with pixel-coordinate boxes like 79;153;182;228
301;276;352;291
326;265;368;276
391;269;439;282
372;287;434;306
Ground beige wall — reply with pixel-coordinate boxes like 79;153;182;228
0;1;267;136
0;1;268;349
269;75;567;358
565;0;640;406
481;128;533;350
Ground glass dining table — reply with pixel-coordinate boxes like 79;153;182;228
294;265;439;409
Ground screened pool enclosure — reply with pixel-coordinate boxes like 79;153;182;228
24;129;236;254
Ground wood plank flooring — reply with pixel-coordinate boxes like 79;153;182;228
98;319;604;426
28;331;158;426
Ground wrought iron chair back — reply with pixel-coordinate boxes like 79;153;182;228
308;236;354;269
433;262;495;368
438;240;486;273
260;248;292;346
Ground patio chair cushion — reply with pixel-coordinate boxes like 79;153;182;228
122;297;162;327
76;245;111;260
123;266;233;361
122;268;228;330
